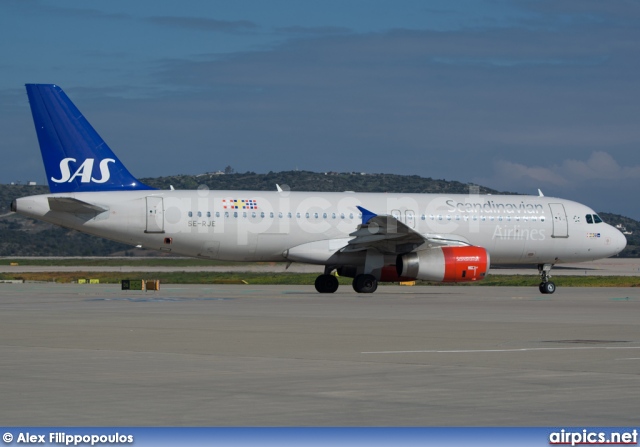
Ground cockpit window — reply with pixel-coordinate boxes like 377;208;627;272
585;214;603;224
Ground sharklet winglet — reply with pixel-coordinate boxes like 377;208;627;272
357;206;377;225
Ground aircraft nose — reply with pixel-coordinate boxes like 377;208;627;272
610;226;627;255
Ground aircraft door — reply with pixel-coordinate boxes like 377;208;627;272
549;203;568;238
145;196;164;233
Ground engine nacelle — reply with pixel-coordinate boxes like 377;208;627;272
396;246;489;282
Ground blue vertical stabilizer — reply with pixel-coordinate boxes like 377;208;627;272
25;84;154;193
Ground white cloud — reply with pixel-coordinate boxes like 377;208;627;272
492;151;640;188
493;160;569;187
562;151;640;180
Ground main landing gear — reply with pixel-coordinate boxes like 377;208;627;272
314;274;339;293
538;263;556;294
352;274;378;294
314;271;379;294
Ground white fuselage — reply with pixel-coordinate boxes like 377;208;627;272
15;190;627;266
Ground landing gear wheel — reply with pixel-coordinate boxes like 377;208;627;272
541;281;556;294
537;264;556;294
352;274;378;294
314;274;339;293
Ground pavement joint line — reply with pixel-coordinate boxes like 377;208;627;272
361;346;640;354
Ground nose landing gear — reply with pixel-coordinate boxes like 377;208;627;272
538;263;556;294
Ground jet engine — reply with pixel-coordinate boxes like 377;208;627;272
396;246;489;282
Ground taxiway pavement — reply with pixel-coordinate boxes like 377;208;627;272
0;283;638;426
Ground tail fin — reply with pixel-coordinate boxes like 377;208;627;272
25;84;153;193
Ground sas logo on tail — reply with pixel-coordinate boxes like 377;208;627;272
51;158;115;184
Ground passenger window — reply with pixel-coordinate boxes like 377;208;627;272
188;211;193;217
207;211;211;218
260;212;265;218
586;214;593;224
215;212;220;218
270;212;274;218
197;211;202;217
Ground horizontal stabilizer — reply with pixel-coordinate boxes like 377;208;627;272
48;197;107;214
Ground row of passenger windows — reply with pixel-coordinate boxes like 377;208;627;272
424;214;545;222
186;210;545;222
188;211;361;219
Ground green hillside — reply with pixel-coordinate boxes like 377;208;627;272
140;170;500;194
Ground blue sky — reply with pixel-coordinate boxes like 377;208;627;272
1;0;639;219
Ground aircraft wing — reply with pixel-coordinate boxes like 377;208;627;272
341;206;470;254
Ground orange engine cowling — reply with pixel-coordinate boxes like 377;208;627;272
396;246;490;282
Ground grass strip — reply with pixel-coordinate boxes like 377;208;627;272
0;271;639;287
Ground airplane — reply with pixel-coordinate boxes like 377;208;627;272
11;84;627;294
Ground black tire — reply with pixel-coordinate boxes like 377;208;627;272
352;274;378;293
539;282;546;294
543;281;556;294
314;274;339;293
